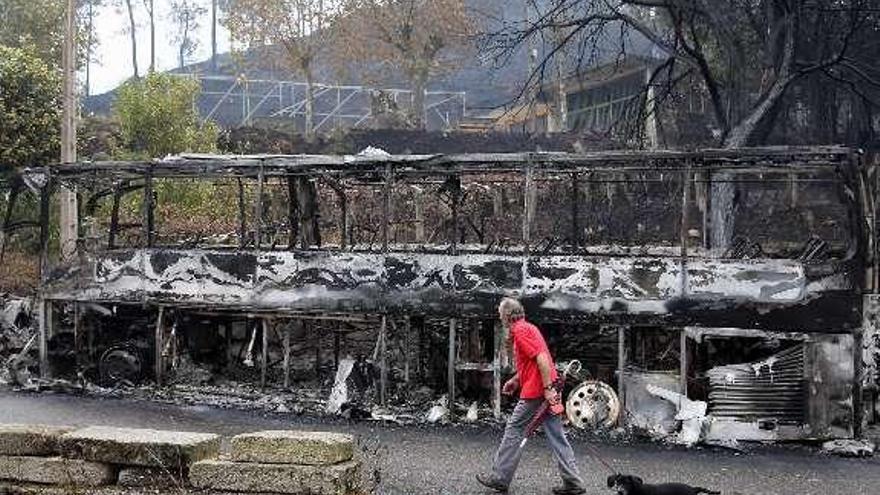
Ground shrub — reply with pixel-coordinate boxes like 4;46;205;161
113;72;218;158
0;45;61;173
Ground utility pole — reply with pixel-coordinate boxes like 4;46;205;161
60;0;78;260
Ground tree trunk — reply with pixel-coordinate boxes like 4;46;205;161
411;70;428;130
148;0;155;72
211;0;217;71
710;14;796;253
295;177;321;248
179;14;189;69
85;1;94;96
125;0;139;78
287;176;299;250
304;69;315;139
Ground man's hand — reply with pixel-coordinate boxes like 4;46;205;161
502;377;519;396
544;387;560;405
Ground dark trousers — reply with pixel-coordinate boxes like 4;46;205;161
491;399;584;488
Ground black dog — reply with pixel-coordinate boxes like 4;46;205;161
607;474;720;495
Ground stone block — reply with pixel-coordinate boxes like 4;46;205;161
117;466;188;489
60;426;220;468
0;455;115;486
230;431;354;465
0;425;75;456
190;459;359;495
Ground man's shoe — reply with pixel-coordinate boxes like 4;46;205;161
551;484;586;495
475;473;508;492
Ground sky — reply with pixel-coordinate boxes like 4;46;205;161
87;0;231;95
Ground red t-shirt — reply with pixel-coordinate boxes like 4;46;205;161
511;319;557;399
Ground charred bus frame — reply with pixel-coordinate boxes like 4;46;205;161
13;146;878;439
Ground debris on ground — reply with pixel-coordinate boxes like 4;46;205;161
326;357;355;415
426;395;449;424
463;401;479;423
169;353;213;386
822;439;875;457
646;384;708;447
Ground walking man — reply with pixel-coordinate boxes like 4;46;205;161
476;297;586;494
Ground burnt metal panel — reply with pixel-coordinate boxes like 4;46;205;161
254;251;384;312
707;345;807;424
41;247;861;331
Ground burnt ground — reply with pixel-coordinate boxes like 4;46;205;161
0;391;877;495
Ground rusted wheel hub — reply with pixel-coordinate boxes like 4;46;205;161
565;380;621;429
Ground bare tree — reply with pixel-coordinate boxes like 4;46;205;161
170;0;208;69
142;0;155;72
211;0;219;70
486;0;873;148
79;0;104;96
224;0;339;138
116;0;139;78
210;0;230;71
485;0;876;249
336;0;475;129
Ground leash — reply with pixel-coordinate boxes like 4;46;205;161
580;439;618;475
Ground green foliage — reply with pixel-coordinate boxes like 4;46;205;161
0;45;61;173
0;0;95;67
113;72;218;158
0;0;66;64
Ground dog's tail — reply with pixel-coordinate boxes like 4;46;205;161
695;488;721;495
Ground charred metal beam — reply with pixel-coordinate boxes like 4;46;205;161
570;173;580;249
237;178;247;249
617;326;626;409
143;169;155;248
287;177;299;250
450;176;461;254
854;327;864;439
36;147;856;182
680;330;687;395
108;181;124;249
261;318;270;390
283;322;291;389
255;165;265;250
225;323;233;374
448;318;456;419
38;178;51;281
379;315;388;406
38;300;51;378
523;163;534;256
0;183;20;263
154;307;165;386
85;182;142;216
382;164;392;253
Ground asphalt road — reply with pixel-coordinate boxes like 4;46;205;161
0;390;877;495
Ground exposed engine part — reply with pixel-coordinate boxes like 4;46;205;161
98;343;144;386
706;344;806;424
565;380;621;429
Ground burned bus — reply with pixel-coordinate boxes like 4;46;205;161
18;146;878;441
